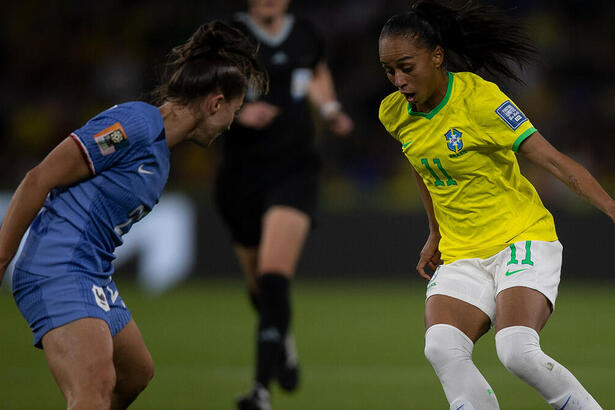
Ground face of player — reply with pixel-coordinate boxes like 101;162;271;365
193;93;244;147
248;0;290;20
379;34;447;113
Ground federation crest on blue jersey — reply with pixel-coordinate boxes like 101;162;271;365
495;100;528;130
94;122;129;156
445;128;463;153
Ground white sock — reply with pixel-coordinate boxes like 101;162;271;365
495;326;602;409
425;324;500;409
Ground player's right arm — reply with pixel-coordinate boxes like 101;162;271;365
413;167;442;280
0;137;92;282
308;60;353;136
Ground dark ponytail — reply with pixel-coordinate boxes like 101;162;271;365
380;0;536;82
153;20;267;105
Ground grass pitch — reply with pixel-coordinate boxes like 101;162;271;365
1;278;613;409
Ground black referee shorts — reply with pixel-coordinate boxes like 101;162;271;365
214;156;320;247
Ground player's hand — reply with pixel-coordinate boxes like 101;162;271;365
325;110;354;137
416;233;442;280
236;101;280;130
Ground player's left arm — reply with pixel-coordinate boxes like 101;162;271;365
0;137;92;281
519;131;615;223
413;168;442;280
308;60;353;136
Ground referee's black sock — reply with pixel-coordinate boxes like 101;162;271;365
255;273;291;389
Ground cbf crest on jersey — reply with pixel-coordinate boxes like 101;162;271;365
94;122;129;156
445;128;463;154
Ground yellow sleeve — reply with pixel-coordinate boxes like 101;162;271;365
471;81;537;152
378;92;405;142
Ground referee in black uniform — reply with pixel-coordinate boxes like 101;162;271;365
214;1;353;409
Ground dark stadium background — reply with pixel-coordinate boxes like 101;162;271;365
2;2;615;409
1;0;614;278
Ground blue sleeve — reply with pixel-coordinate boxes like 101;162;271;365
71;109;149;175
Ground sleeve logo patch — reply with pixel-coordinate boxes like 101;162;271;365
94;122;129;156
495;100;528;130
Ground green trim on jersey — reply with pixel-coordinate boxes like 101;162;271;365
512;127;537;152
407;72;454;120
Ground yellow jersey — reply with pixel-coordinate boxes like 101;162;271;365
379;71;557;263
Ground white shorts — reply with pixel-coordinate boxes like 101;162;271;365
425;240;562;325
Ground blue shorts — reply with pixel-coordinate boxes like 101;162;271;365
12;268;132;349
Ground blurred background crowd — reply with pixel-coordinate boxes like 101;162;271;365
1;0;614;281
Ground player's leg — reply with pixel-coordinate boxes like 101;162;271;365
255;205;309;387
110;318;154;409
237;205;310;409
235;245;259;296
495;287;601;409
425;295;500;410
494;240;601;409
42;318;116;410
258;205;310;275
234;244;276;410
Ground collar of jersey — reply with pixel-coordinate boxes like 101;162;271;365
407;71;453;120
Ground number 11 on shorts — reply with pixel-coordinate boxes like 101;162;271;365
507;241;534;266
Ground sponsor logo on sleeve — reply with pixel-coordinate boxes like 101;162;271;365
94;122;129;156
495;100;528;130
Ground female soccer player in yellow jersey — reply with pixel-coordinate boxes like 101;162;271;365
379;1;615;409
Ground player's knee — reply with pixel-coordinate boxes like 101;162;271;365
495;326;540;377
113;361;154;408
424;324;473;369
129;357;155;395
132;358;155;393
142;359;155;389
67;365;116;409
97;364;117;398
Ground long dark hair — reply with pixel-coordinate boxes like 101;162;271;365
154;20;267;105
380;0;536;82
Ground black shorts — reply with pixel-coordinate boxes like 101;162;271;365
214;155;320;247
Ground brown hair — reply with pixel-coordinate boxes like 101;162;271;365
154;20;267;104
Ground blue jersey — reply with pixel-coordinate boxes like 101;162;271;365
16;102;170;277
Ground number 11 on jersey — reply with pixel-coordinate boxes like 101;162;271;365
421;158;457;187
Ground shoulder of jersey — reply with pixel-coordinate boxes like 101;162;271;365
453;71;501;103
379;91;407;128
131;101;160;117
110;102;162;140
114;102;158;123
107;101;152;114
